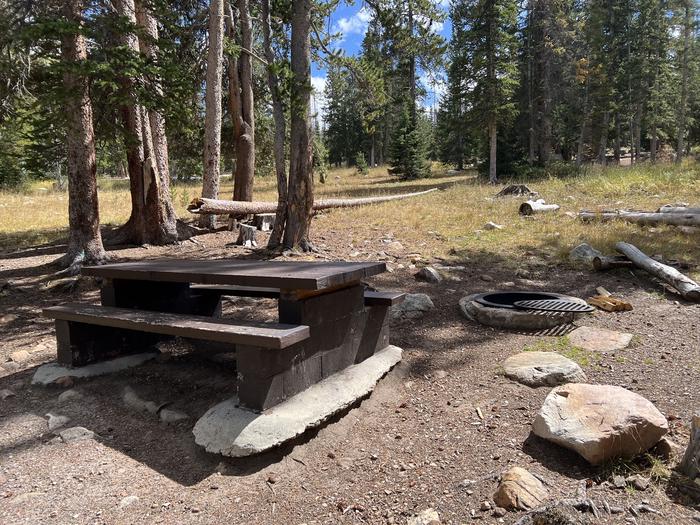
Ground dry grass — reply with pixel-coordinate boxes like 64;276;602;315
1;162;699;276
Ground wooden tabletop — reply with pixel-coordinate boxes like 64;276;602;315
82;259;386;290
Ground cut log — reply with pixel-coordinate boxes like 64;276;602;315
592;255;633;270
681;413;700;481
658;205;700;214
579;210;700;227
187;188;439;215
519;199;560;216
254;213;275;231
615;242;700;301
587;295;633;312
236;224;257;248
495;184;538;198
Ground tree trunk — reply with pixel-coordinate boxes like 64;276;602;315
614;112;621;163
135;0;178;243
676;1;690;164
59;0;106;269
576;65;590;168
526;4;536;165
615;242;700;301
200;0;225;229
282;0;314;251
488;115;497;184
188;188;439;215
597;110;609;165
226;0;255;204
261;0;288;249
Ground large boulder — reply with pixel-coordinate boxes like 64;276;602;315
391;293;434;320
503;352;587;387
493;467;549;510
533;384;668;465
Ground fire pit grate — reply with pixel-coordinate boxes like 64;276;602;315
513;299;595;313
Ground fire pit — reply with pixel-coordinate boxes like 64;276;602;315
460;291;590;331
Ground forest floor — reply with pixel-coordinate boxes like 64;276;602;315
1;162;700;524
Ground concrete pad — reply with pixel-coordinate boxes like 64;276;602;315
32;353;158;385
193;345;403;457
568;326;633;352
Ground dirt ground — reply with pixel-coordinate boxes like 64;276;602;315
1;226;699;525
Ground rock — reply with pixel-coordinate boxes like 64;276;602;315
57;389;83;404
408;508;441;525
533;384;668;465
415;267;442;283
484;222;504;230
493;467;549;510
492;507;506;518
627;474;650;491
385;241;404;255
9;350;30;363
567;326;633;353
54;376;74;388
123;386;159;414
159;408;188;424
503;352;587;387
0;388;16;400
480;274;494;282
119;495;140;509
32;353;158;385
391;294;434;321
434;370;448;379
46;413;70;431
193;346;402;457
480;501;491;511
569;243;603;265
654;437;682;460
612;475;626;489
58;426;95;443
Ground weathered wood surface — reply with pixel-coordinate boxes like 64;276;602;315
363;291;406;306
519;199;560;216
579;210;700;226
187;188;438;215
253;213;275;231
44;303;310;349
658;205;700;214
587;295;633;312
592;255;633;270
236;223;257;247
615;242;700;301
681;413;700;480
83;259;386;291
190;284;280;298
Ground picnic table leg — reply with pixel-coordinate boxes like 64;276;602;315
234;283;392;412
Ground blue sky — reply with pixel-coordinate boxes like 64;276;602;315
311;0;452;117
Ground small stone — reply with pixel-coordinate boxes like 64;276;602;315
415;267;442;283
59;426;95;443
627;474;650;491
434;370;448;379
53;376;74;388
480;501;491;511
484;222;504;231
612;475;626;489
159;408;188;424
267;474;279;484
0;388;16;400
46;413;70;431
493;467;549;510
609;506;625;514
119;495;140;509
191;507;201;514
492;507;506;518
57;389;82;404
9;350;30;363
480;274;494;282
408;508;440;525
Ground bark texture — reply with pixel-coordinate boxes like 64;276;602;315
615;242;700;301
200;0;225;228
60;0;106;267
187;188;438;215
578;210;700;227
681;413;700;480
261;0;288;248
283;0;314;250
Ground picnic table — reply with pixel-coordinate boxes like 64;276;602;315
44;259;404;412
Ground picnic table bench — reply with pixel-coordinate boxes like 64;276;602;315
43;260;404;412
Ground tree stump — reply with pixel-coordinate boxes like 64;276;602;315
681;413;700;481
254;213;275;232
236;224;258;248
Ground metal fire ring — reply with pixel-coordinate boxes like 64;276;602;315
473;291;570;310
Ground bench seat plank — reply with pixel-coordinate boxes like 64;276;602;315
43;304;309;349
363;291;406;306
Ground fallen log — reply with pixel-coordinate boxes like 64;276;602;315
187;188;439;215
681;413;700;481
519;199;560;216
615;242;700;301
658;205;700;214
592;255;633;270
579;210;700;227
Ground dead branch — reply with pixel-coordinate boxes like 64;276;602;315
578;210;700;226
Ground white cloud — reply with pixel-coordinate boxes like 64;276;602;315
333;7;372;42
311;75;327;124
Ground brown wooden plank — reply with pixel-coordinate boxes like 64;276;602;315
81;259;386;290
189;284;280;298
43;304;309;349
364;291;406;306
